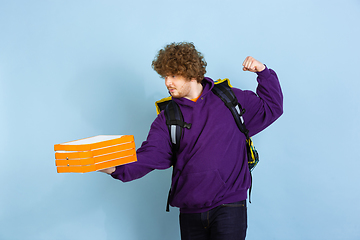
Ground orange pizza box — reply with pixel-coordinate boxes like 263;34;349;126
54;135;137;173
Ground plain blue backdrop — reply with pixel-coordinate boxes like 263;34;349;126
1;0;359;239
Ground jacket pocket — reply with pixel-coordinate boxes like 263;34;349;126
171;169;226;209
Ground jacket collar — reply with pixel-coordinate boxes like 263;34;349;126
172;77;214;106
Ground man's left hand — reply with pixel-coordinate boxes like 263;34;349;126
242;56;265;73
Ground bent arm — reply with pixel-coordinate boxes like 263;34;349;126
236;65;283;136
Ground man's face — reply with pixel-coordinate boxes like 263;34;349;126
165;75;192;99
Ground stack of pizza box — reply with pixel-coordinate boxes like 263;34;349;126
54;135;137;173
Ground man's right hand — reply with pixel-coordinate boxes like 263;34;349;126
98;167;116;174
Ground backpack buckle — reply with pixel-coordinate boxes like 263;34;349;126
183;123;192;129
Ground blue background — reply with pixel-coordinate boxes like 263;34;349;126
1;0;359;239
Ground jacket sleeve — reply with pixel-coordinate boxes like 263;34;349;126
111;112;173;182
234;66;283;137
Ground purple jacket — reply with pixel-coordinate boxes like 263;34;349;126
111;67;283;213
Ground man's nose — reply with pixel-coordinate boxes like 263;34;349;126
165;77;171;86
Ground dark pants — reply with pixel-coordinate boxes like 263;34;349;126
179;200;247;240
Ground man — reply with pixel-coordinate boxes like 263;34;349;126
101;42;283;240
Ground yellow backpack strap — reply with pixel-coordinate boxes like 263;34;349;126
214;78;233;88
155;96;172;115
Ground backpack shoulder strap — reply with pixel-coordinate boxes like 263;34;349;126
155;98;192;212
164;100;191;152
212;79;259;170
212;79;249;139
155;97;192;152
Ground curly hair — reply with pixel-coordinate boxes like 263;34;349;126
151;42;207;83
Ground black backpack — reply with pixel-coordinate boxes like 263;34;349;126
155;79;259;211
